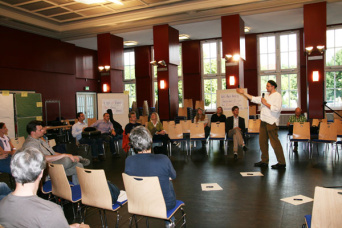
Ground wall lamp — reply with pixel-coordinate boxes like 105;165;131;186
102;83;109;92
98;65;110;72
229;76;236;86
225;54;240;61
305;45;325;55
150;60;167;67
160;80;166;89
312;71;319;82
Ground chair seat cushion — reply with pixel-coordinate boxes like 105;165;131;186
112;199;127;211
166;200;185;219
42;180;74;194
304;214;311;228
71;185;82;202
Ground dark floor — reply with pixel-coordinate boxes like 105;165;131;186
2;130;342;228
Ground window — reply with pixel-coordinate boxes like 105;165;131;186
258;32;299;109
201;40;226;110
325;27;342;107
124;50;136;107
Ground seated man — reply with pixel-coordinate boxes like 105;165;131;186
125;111;141;137
125;126;176;227
225;106;247;160
91;113;120;158
22;121;89;185
72;112;103;162
210;106;227;123
0;147;88;228
0;182;11;201
287;107;307;152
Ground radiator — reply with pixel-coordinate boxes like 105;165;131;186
278;113;334;126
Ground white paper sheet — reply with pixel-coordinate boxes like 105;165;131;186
0;94;15;139
240;172;264;177
201;183;223;191
281;194;313;205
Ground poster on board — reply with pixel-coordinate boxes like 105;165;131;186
216;89;249;126
0;94;15;139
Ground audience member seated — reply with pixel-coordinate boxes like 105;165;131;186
91;113;120;159
72;112;103;162
0;122;16;174
195;108;210;141
124;126;176;227
22;121;89;185
225;106;247;160
211;106;227;123
125;111;141;137
147;112;169;151
287;107;307;152
0;147;89;228
0;182;11;201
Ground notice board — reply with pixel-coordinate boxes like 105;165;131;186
97;93;129;128
216;89;249;126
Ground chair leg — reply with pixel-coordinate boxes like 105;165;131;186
145;217;149;228
99;209;105;228
82;206;88;223
115;211;120;228
181;207;187;227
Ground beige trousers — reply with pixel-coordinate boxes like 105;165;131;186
228;128;244;153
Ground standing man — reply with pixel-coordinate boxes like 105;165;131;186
211;106;227;123
125;126;176;227
236;80;286;169
72;112;103;162
225;106;247;160
287;107;306;152
0;147;88;228
22;121;89;184
91;113;120;158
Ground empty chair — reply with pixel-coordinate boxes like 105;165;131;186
122;173;186;228
48;163;82;219
190;122;206;155
311;122;337;159
178;107;187;117
76;167;127;228
245;119;261;144
162;121;175;134
208;122;226;151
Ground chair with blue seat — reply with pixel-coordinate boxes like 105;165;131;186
168;123;188;156
189;122;207;155
245;119;261;144
122;173;186;228
48;163;82;219
76;167;127;228
289;122;311;156
208;122;226;152
311;122;337;159
303;186;342;228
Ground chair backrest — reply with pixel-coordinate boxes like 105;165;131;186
48;163;73;201
334;119;342;135
321;119;328;124
122;173;167;219
137;116;148;125
311;186;342;228
248;119;261;133
312;119;320;127
178;107;187;117
76;167;113;210
333;111;342;120
195;100;204;110
292;122;310;140
249;105;256;116
168;124;183;140
48;139;56;148
210;122;225;138
87;118;97;127
180;120;191;133
162;121;175;134
10;136;25;150
183;99;193;109
318;122;337;141
190;122;205;138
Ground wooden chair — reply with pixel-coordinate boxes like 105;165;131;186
183;99;193;109
208;122;226;151
76;167;127;228
311;122;338;159
10;136;25;150
195;100;204;110
289;122;311;156
190;122;206;155
168;124;188;156
162;121;175;134
122;173;186;228
178;107;187;117
180;120;191;134
48;163;82;219
137;116;148;126
87;118;97;127
247;119;261;134
304;186;342;228
334;119;342;137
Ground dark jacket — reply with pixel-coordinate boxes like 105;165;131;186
211;114;227;123
225;116;246;134
107;109;123;135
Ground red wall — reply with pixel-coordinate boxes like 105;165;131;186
0;25;99;121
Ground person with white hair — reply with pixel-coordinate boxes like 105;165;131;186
0;147;88;228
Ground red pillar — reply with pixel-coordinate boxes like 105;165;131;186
153;24;179;120
135;46;153;107
221;14;245;89
182;40;202;108
304;2;326;119
97;33;124;93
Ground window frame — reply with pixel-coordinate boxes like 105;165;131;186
257;31;300;111
123;49;136;108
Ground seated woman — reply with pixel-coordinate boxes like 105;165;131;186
194;108;210;139
147;112;169;151
0;122;16;174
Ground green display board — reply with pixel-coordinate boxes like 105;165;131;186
15;93;43;138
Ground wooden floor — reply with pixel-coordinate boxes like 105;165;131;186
2;130;342;228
